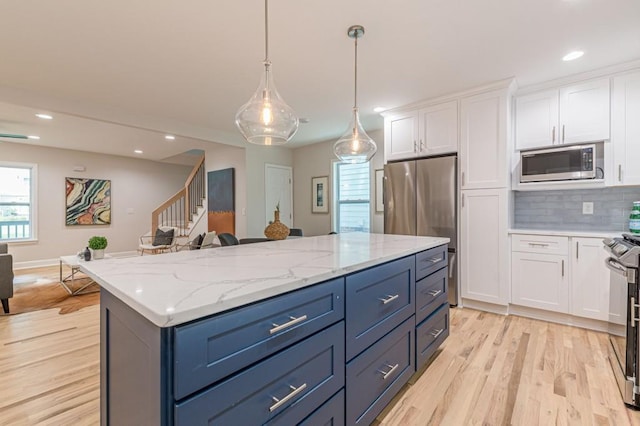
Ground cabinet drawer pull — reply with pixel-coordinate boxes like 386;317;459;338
552;126;556;143
528;242;549;248
378;294;399;305
419;139;424;152
619;164;623;182
270;315;308;334
426;256;443;264
269;383;308;412
428;289;442;297
430;328;444;339
378;363;399;380
562;124;565;142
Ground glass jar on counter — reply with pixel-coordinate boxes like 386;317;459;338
630;201;640;234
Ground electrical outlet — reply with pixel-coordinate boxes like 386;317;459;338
582;202;594;215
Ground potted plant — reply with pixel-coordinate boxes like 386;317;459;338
88;236;108;259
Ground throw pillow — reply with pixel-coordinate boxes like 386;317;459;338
152;228;174;246
191;233;205;250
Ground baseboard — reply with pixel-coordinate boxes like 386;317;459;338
14;250;139;270
460;298;509;315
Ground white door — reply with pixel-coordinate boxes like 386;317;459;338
265;164;293;228
384;111;418;162
515;89;559;150
459;89;508;190
512;252;569;313
559;78;610;144
419;100;458;155
570;237;610;321
460;188;509;305
612;71;640;185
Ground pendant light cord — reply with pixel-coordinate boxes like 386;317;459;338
353;33;358;110
264;0;270;64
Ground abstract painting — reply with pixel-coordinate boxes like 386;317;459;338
65;178;111;225
207;168;235;234
312;176;329;213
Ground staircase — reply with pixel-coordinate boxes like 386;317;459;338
151;155;206;238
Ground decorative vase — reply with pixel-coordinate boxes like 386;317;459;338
83;247;92;261
264;210;290;240
93;249;105;259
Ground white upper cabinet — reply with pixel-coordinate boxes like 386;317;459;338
384;101;458;162
384;110;419;162
515;78;610;150
515;90;559;150
559;78;610;144
460;89;508;189
418;101;458;156
612;71;640;186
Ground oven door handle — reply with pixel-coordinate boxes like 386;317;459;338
605;257;628;277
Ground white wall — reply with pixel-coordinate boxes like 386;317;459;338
292;129;384;236
1;142;191;265
245;145;293;237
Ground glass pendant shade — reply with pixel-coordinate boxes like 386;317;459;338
333;107;377;163
235;63;298;145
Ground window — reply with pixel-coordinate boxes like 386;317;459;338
334;162;370;233
0;164;35;241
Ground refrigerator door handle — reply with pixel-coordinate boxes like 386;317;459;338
449;253;456;279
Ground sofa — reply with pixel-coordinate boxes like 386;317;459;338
0;243;13;314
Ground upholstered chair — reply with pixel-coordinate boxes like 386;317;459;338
0;243;14;313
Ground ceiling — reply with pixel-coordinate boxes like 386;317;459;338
0;0;639;163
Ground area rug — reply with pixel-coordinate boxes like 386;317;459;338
2;273;99;316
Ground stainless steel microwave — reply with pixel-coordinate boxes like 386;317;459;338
520;143;603;183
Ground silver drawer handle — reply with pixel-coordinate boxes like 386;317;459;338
425;256;443;263
428;289;442;297
270;315;308;335
528;243;549;248
269;383;307;412
378;294;399;305
430;328;444;339
378;363;399;380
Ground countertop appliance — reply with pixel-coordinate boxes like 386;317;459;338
384;155;458;306
604;233;640;408
520;143;603;183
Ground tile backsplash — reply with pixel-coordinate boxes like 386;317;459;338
514;187;640;232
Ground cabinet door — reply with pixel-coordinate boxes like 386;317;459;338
418;101;458;155
570;237;610;321
460;90;508;189
559;78;610;144
512;252;569;313
515;89;559;150
384;111;418;162
460;188;508;305
612;71;640;185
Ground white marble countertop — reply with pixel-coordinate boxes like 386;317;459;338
80;233;449;327
509;228;620;238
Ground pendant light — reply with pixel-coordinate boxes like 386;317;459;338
333;25;377;163
235;0;298;145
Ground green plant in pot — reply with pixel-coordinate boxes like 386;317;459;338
88;236;108;259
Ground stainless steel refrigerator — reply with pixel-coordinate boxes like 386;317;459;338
384;155;458;306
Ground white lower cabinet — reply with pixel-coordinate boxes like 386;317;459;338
570;237;611;321
511;236;569;312
511;234;613;324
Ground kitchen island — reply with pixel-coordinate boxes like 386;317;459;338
82;233;450;425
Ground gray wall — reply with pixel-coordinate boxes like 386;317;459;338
513;187;640;232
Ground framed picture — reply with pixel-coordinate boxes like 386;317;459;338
375;169;384;213
65;177;111;225
312;176;329;214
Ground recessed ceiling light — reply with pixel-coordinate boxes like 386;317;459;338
373;107;386;113
165;135;175;140
35;113;53;120
134;149;143;154
27;135;40;140
562;51;584;61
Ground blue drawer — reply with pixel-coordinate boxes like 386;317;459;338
416;303;449;369
173;278;344;399
269;389;345;426
415;267;448;324
346;317;415;426
346;256;415;360
415;245;448;281
175;322;345;425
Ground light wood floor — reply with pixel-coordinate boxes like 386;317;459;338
2;278;640;425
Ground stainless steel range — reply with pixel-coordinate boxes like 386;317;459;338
604;234;640;408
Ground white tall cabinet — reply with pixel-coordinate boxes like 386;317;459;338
611;71;640;186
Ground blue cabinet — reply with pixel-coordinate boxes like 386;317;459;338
174;278;344;399
416;245;448;281
416;303;449;369
416;267;448;325
345;255;415;360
